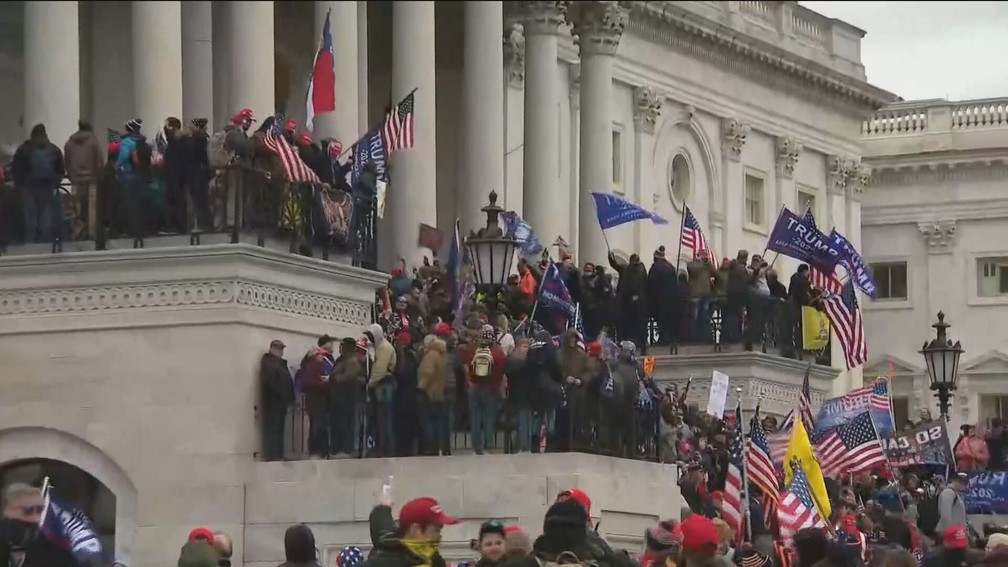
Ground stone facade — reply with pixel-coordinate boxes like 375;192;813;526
860;98;1008;427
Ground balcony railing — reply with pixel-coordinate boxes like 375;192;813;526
863;97;1008;137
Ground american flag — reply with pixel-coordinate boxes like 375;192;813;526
383;92;415;154
264;114;320;183
815;411;886;477
573;303;586;350
723;402;745;545
799;365;815;432
871;379;891;412
821;279;867;370
802;210;844;293
681;205;718;268
768;411;792;467
747;412;781;504
777;464;827;543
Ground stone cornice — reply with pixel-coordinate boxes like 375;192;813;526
861;197;1008;226
625;2;896;116
864;149;1008;173
867;161;1008;187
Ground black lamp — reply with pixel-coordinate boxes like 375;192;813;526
919;311;964;421
464;191;518;314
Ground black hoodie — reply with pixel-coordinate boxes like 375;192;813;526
500;500;636;567
279;524;321;567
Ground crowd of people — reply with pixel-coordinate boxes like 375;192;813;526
0;115;376;262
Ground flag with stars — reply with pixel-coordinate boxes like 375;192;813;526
804;209;845;293
799;364;815;432
777;463;827;544
816;411;886;476
382;91;415;154
573;302;586;350
681;204;718;269
821;278;867;370
747;409;780;505
264;113;320;183
723;401;745;546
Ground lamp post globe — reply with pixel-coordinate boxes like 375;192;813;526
919;311;964;422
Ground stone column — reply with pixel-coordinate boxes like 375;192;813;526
182;1;213;125
24;1;80;145
388;1;437;265
632;86;661;255
774;135;801;275
825;155;853;388
314;1;358;145
357;1;369;133
571;1;628;259
133;1;183;134
519;2;569;249
460;1;505;236
720;118;749;257
228;2;275;124
212;2;231;127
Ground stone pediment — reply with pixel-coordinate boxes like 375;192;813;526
863;355;922;378
960;350;1008;375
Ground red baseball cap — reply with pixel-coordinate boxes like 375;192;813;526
503;525;522;535
557;488;591;516
680;515;719;552
398;497;458;527
188;527;215;543
837;514;858;536
944;525;969;549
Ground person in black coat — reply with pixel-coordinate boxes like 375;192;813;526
182;119;212;231
607;252;648;353
647;247;678;345
259;339;295;461
1;484;78;567
10;123;65;243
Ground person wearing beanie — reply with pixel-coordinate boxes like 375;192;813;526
279;524;321;567
647;244;677;346
337;546;366;567
641;520;681;567
177;540;219;567
504;526;532;561
458;323;507;454
366;322;398;457
113;118;152;237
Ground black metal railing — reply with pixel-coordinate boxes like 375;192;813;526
0;165;378;268
256;390;664;463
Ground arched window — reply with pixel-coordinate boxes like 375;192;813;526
668;153;691;209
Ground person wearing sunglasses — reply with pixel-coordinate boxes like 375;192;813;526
1;483;76;567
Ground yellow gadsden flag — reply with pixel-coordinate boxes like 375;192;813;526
784;416;832;521
801;306;830;351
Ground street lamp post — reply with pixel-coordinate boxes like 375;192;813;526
919;311;964;422
464;190;518;319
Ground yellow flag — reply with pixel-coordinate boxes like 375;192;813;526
784;417;832;521
801;306;830;350
642;356;656;378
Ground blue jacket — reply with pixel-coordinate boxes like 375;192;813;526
115;134;146;177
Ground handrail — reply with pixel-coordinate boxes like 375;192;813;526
864;97;1008;137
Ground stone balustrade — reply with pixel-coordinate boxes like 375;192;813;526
863;98;1008;137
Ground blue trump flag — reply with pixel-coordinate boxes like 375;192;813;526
828;229;877;298
350;126;389;188
591;192;668;230
40;488;107;566
501;210;542;255
766;208;841;273
538;262;577;320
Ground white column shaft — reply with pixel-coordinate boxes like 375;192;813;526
211;2;231;128
389;1;437;265
24;1;80;145
357;2;369;133
460;1;505;235
228;2;275;123
133;1;183;133
577;52;613;259
314;1;358;145
182;1;214;125
522;32;562;246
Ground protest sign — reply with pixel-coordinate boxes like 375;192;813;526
966;471;1008;514
707;370;730;418
881;420;953;467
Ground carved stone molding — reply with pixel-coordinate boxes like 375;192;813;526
917;220;957;253
721;118;749;162
517;1;570;36
827;155;853;194
632;86;662;134
0;280;372;325
849;162;872;198
569;1;629;56
680;104;696;123
775;135;801;179
503;22;526;89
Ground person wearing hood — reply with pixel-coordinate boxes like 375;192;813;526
259;339;294;461
63;120;105;239
366;323;398;457
499;498;628;567
279;524;321;567
607;252;649;354
177;540;220;567
330;337;367;457
418;333;450;456
10;123;65;243
365;494;457;567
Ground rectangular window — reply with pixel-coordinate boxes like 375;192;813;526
870;262;908;300
612;128;623;192
797;188;817;219
892;397;909;429
980;395;1008;424
744;173;765;227
978;257;1008;297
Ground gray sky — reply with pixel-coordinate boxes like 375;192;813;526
801;1;1008;102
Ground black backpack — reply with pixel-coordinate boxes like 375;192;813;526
917;490;948;537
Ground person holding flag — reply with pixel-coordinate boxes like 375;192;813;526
607;251;649;353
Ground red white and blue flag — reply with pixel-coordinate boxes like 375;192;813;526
306;9;336;132
40;486;107;566
747;410;781;504
723;401;745;546
821;278;868;370
799;365;815;433
777;465;827;544
265;114;320;183
383;92;416;154
681;205;718;268
815;411;887;476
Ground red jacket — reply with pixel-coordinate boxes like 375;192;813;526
459;343;507;391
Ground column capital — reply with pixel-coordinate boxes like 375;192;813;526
517;1;570;36
633;86;662;135
721;118;749;162
569;1;629;56
774;135;801;179
503;22;525;89
917;220;957;253
848;161;871;200
827;155;854;195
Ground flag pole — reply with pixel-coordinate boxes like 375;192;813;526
675;205;687;272
526;261;551;333
738;391;753;543
760;205;787;260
